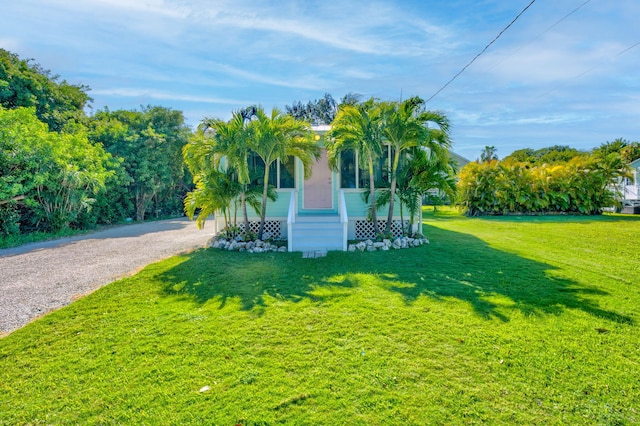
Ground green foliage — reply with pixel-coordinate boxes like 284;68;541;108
594;137;640;164
0;49;91;132
329;97;454;234
89;106;192;221
184;106;319;239
247;106;319;239
285;93;337;125
479;145;498;162
328;98;386;234
503;145;586;165
33;129;114;231
457;153;623;216
0;107;114;234
379;97;451;232
1;211;639;423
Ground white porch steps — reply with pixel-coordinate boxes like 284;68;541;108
290;215;344;252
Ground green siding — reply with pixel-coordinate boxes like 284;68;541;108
343;190;412;218
242;190;292;220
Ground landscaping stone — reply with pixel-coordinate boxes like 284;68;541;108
209;235;429;254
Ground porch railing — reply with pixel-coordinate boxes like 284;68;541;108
287;190;297;252
339;189;348;251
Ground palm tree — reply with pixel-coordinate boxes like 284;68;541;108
327;98;385;234
200;112;254;232
183;167;240;230
380;97;451;233
480;145;498;163
248;106;320;240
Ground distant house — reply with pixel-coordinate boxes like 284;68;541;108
211;125;424;252
623;157;640;209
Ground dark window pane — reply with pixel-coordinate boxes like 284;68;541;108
280;157;295;188
268;161;278;186
249;152;266;185
340;150;357;188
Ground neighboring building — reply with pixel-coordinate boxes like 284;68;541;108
210;125;422;252
622;157;640;210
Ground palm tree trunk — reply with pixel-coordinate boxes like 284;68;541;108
241;188;249;235
258;166;270;240
368;154;379;234
385;153;401;233
399;199;405;236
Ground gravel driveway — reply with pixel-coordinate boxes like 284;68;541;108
0;218;213;335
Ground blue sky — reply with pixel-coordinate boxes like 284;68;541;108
1;0;638;160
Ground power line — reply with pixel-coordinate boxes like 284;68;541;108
488;0;591;70
539;0;591;37
537;39;640;99
425;0;537;104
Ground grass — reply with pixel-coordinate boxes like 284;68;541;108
1;208;639;424
0;227;92;249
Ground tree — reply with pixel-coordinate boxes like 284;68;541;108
379;97;451;233
408;147;457;211
0;49;91;132
621;141;640;163
457;151;626;216
503;145;586;165
186;111;253;231
0;107;113;234
89;106;191;221
248;106;320;240
328;98;385;234
479;145;498;163
285;93;337;125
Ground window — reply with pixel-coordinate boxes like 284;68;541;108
339;146;392;189
279;157;295;188
340;150;357;188
250;152;294;189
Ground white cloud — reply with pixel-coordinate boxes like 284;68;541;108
91;88;249;105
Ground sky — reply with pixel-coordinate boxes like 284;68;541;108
1;0;639;160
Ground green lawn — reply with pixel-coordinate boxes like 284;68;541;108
1;209;639;425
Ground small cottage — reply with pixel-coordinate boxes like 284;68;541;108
210;125;421;251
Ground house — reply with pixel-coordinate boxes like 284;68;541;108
210;125;422;252
622;157;640;213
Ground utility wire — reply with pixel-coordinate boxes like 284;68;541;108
425;0;537;104
539;0;591;37
487;0;591;70
537;39;640;99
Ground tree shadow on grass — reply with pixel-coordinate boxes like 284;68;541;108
159;224;633;324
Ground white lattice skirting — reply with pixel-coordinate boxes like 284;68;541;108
355;220;409;240
238;221;282;239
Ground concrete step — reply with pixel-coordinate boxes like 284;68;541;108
290;216;344;251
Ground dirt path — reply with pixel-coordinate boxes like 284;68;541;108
0;218;213;335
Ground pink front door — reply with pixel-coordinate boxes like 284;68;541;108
303;149;333;209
